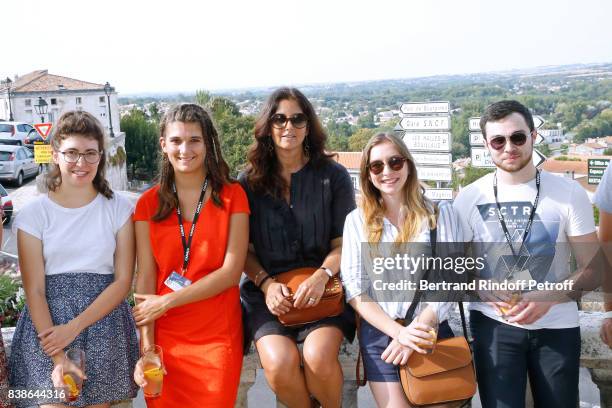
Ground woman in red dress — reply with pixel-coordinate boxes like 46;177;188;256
132;103;249;407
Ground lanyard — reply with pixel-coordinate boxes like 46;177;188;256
493;170;540;259
172;178;208;275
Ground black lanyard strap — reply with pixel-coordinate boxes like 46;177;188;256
172;178;208;275
493;170;540;260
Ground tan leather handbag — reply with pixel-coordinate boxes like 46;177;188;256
274;267;344;326
399;334;476;407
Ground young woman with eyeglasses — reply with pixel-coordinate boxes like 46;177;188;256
340;133;464;407
9;111;139;407
131;104;249;407
239;88;356;408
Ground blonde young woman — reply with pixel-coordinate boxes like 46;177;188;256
340;133;464;407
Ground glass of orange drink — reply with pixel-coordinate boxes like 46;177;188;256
142;345;164;398
500;291;522;318
416;303;439;354
63;348;85;401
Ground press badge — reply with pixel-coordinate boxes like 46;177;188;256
164;271;192;291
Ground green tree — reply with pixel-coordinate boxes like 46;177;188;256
452;165;494;189
122;109;160;180
348;128;374;152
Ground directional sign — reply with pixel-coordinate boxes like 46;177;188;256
471;148;495;168
470;115;544;132
469;118;481;132
588;158;611;168
534;133;544;145
400;102;450;115
34;123;53;140
587;158;610;185
416;166;452;182
399;116;450;131
34;143;52;164
403;132;451;152
412;152;452;166
424;188;454;201
470;132;485;146
471;148;547;168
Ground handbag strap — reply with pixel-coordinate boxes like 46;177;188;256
403;226;437;322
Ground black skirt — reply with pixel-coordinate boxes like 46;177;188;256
241;279;355;350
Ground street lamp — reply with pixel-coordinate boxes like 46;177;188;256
5;77;13;121
103;82;114;137
34;97;48;123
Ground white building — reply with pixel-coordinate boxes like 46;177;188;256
540;129;564;143
0;70;120;135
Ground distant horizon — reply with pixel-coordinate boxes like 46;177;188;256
118;60;612;98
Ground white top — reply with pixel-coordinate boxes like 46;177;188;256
13;192;134;275
340;201;464;320
453;170;596;329
594;164;612;213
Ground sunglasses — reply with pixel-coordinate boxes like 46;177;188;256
368;156;407;175
270;113;308;129
488;132;528;151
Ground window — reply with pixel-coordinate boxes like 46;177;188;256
48;112;54;122
25;99;31;107
16;149;25;160
99;96;105;104
50;98;57;105
76;97;82;104
350;175;359;191
25;149;34;158
17;124;26;132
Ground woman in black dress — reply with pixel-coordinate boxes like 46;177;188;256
239;88;355;408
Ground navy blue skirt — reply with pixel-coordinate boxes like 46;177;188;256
9;273;139;407
359;317;454;382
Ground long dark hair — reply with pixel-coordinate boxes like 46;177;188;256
244;87;334;198
152;103;231;221
46;110;113;199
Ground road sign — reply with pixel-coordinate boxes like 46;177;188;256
471;148;495;168
34;143;52;163
34;123;53;140
424;188;454;201
469;118;481;132
399;116;450;131
403;132;452;152
534;133;544;145
470;115;544;132
416;166;452;182
470;132;485;146
400;102;450;115
587;158;610;185
411;152;452;166
588;158;610;168
471;148;547;168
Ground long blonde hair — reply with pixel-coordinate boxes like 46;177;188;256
359;133;436;243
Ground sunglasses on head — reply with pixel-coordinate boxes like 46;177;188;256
368;155;407;175
270;113;308;129
488;132;529;151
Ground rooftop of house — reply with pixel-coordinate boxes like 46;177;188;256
2;70;106;93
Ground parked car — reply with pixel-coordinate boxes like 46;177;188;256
0;121;37;146
24;131;45;146
0;145;39;186
0;183;13;224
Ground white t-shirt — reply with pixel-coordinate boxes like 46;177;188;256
594;164;612;212
453;170;595;329
13;192;134;275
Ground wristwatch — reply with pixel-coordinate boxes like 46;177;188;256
319;267;334;278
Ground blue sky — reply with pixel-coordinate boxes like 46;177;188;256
4;0;611;94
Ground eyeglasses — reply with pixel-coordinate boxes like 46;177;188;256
270;113;308;129
59;150;103;164
368;156;407;175
488;132;528;151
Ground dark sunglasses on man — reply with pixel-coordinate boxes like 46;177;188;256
368;155;408;175
270;113;308;129
487;132;530;151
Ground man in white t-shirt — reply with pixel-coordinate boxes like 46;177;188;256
593;163;612;348
453;100;599;408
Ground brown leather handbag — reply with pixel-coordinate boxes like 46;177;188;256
274;267;344;326
397;226;476;407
